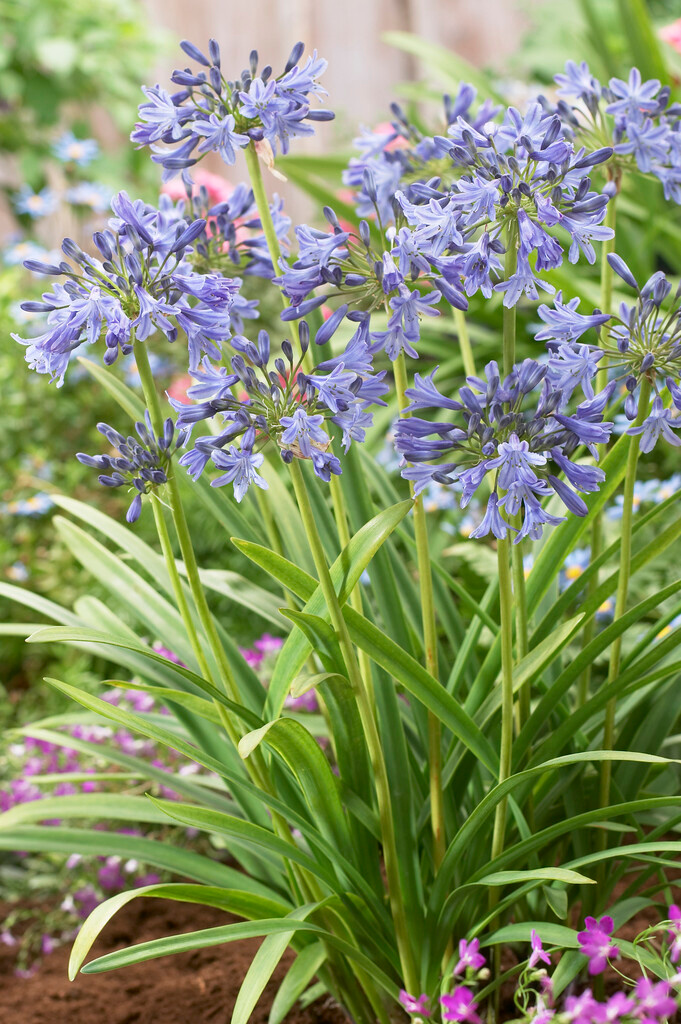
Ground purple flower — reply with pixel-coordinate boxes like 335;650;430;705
555;60;602;105
192;113;250;165
211;435;268;502
388;284;441;343
577;915;619;974
628;397;681;452
454;937;486;975
633;978;677;1020
469;492;514;540
606;68;662;122
305;364;358;413
399;991;431;1017
528;929;551;969
536;293;610;345
279;408;328;457
441;987;481;1024
668;904;681;963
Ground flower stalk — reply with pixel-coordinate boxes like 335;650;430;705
394;352;446;872
599;375;651;810
287;456;419;996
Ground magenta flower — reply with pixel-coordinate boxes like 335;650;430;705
603;992;635;1021
529;929;552;969
577;915;619;974
399;990;431;1016
454;937;486;975
441;987;482;1024
668;904;681;963
564;989;599;1024
634;978;677;1020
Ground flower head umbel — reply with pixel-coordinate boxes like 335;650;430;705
174;316;387;502
394;358;611;544
548;60;681;204
541;255;681;452
577;915;619;975
77;415;186;522
132;39;332;179
11;190;242;385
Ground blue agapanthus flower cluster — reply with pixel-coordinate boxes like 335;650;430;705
539;254;681;452
343;87;501;223
11;190;244;385
173;319;388;501
132;38;332;180
275;88;614;365
549;62;681;201
179;181;291;281
394;358;612;542
76;414;187;523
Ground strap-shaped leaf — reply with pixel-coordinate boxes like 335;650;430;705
235;539;497;772
268;941;326;1024
239;718;354;860
69;882;292;980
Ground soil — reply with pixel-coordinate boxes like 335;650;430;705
0;898;349;1024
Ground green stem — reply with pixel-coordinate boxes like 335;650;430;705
580;193;618;706
599;376;651;810
243;141;309;372
502;228;518;378
452;306;477;378
394;353;445;873
288;457;419;995
149;495;212;681
491;535;515;862
595;194;617;395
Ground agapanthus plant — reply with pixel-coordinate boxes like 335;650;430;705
6;32;681;1024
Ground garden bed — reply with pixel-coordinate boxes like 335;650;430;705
0;899;347;1024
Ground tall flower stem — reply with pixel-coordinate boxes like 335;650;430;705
452;305;477;378
580;195;618;707
134;340;238;706
243;141;310;372
501;228;530;720
491;534;515;863
288;457;420;995
599;376;651;811
595;194;617;394
393;352;445;872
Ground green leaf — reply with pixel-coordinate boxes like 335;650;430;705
69;883;292;980
0;793;172;829
543;886;568;920
0;826;270;893
232;906;313;1024
77;356;145;420
268;942;326;1024
239;717;353;860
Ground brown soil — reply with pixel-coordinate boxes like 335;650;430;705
0;898;349;1024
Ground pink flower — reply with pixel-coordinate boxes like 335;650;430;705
564;989;599;1024
530;998;554;1024
441;987;481;1023
161;169;234;205
166;374;193;406
659;19;681;54
602;991;635;1021
399;990;431;1016
254;633;284;655
529;929;551;969
634;978;677;1020
577;915;619;975
454;938;486;975
668;904;681;963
